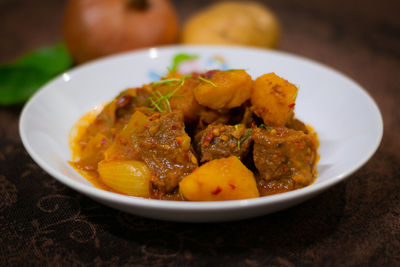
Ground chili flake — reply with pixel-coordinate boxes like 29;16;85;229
295;140;302;148
203;132;213;146
176;137;182;145
212;186;222;195
282;165;287;174
149;113;161;120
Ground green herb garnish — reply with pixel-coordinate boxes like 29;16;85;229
293;86;299;101
103;114;114;126
198;77;217;87
258;124;269;130
179;190;186;201
147;76;187;112
168;53;198;73
148;95;164;112
237;129;253;150
224;69;246;72
0;43;72;105
152;78;182;85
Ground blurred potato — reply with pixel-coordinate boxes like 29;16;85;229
179;156;259;201
182;1;280;48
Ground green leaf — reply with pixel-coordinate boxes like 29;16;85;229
0;43;72;105
168;53;198;73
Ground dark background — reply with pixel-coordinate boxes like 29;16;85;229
0;0;399;265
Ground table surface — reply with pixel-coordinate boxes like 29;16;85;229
1;0;399;265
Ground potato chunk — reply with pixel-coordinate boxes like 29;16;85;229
251;72;298;126
155;76;202;122
194;70;253;109
179;156;259;201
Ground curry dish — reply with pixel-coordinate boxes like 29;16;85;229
69;69;319;201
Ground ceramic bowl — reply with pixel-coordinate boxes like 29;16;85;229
19;45;383;222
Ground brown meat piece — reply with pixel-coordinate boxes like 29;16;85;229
133;112;198;194
285;116;308;134
194;124;252;163
227;101;254;127
252;127;318;188
196;101;254;133
114;87;152;119
198;107;230;126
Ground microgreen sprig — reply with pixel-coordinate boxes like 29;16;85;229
152;78;182;85
293;86;299;101
258;124;269;130
147;75;189;112
103;114;113;126
198;76;217;87
224;69;246;72
237;129;253;150
168;53;198;74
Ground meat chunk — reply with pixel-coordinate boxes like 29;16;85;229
138;112;199;194
198;107;230;127
104;111;198;195
285;116;308;134
252;127;318;187
194;124;252;163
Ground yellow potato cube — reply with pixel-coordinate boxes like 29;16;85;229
179;156;259;201
251;72;298;126
155;76;202;122
194;70;253;109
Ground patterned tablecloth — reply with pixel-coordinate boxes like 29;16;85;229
0;0;399;265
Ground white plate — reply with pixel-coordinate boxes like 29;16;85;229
19;45;383;222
